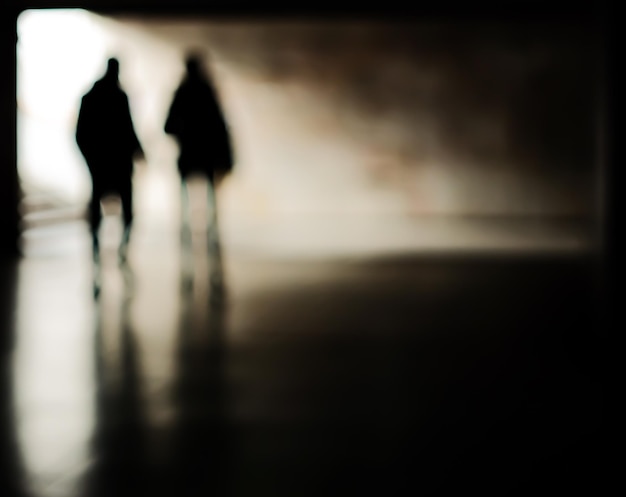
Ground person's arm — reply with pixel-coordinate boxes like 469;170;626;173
75;97;90;159
123;94;144;160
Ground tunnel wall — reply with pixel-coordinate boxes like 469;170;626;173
4;10;605;257
132;20;603;218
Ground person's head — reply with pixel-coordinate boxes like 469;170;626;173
185;54;203;77
104;58;120;82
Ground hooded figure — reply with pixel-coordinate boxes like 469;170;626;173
76;57;143;261
165;54;233;249
165;55;233;181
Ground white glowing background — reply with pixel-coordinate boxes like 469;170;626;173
17;9;106;204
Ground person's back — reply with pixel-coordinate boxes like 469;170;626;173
165;54;233;263
77;66;141;183
165;57;232;180
76;58;143;265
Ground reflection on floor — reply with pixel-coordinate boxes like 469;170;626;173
1;218;608;496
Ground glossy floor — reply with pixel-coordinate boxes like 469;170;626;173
1;218;608;496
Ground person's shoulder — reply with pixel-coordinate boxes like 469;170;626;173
80;87;96;105
178;80;193;92
172;81;194;101
107;86;130;105
83;82;97;96
84;80;106;98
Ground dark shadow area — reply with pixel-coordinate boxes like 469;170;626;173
0;263;28;497
167;255;232;496
213;255;608;495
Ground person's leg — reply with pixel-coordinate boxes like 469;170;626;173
180;176;192;246
208;179;218;222
206;173;225;303
89;180;103;259
119;176;133;261
180;176;194;290
207;173;219;250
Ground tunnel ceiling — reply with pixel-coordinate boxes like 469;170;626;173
5;0;608;19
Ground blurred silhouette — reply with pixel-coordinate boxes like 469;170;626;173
85;282;150;497
76;58;144;263
165;53;233;251
171;259;231;497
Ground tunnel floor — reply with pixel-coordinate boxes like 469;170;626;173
0;218;608;497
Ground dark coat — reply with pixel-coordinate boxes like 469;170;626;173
76;78;142;189
165;74;233;180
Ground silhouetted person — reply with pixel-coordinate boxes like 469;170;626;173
165;54;233;248
76;58;144;262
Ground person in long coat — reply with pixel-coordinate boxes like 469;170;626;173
76;57;144;261
165;54;233;247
